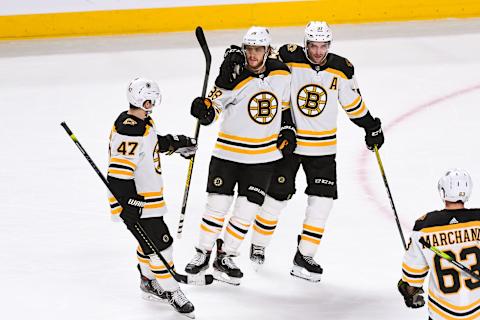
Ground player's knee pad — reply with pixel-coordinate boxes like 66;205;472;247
232;196;260;223
305;196;333;224
206;193;234;217
260;195;288;220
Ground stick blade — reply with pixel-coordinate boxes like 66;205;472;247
195;26;211;65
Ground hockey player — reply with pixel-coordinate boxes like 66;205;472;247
184;26;295;285
107;77;197;318
220;21;384;282
398;169;480;319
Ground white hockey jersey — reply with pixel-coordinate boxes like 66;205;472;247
107;111;167;220
207;58;291;164
401;209;480;320
279;44;370;156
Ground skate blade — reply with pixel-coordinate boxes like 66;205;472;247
182;311;195;319
141;292;168;303
213;269;241;286
290;265;321;283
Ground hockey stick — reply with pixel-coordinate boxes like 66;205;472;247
177;26;212;239
419;238;480;281
60;121;213;286
374;145;408;250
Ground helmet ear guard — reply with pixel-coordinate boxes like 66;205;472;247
437;169;473;203
127;77;162;113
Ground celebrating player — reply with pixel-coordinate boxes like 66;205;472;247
221;21;384;282
107;77;197;317
398;169;480;319
184;26;295;285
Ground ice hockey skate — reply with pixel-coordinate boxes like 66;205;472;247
138;264;168;303
212;239;243;285
165;288;195;319
250;243;265;271
185;247;211;283
290;248;323;283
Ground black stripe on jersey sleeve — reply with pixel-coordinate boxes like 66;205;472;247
109;163;134;171
429;295;480;317
202;218;223;229
145;197;164;203
345;100;363;113
402;269;428;279
216;138;277;149
254;220;277;231
296;134;336;141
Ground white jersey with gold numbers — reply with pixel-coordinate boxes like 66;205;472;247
401;209;480;320
279;44;370;156
206;58;291;164
107;111;167;220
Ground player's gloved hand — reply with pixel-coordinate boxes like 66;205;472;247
165;134;197;159
191;97;215;125
220;45;245;82
119;195;145;226
365;117;384;151
277;125;297;156
397;279;425;309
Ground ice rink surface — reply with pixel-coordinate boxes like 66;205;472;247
0;19;479;319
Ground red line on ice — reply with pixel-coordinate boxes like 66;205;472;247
357;83;480;230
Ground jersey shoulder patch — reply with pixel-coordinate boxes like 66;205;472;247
279;44;307;63
114;111;147;136
326;53;355;79
413;208;480;231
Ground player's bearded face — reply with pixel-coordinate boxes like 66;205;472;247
307;41;330;64
245;45;267;70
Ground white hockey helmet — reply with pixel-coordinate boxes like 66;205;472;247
437;169;473;203
242;26;272;47
127;77;161;113
304;21;333;44
242;26;271;68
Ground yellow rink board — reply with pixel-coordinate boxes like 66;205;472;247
1;0;479;39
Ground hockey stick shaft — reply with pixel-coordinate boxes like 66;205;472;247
419;238;480;281
60;121;213;285
374;145;408;250
177;26;212;238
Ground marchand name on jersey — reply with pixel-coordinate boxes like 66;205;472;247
420;227;479;247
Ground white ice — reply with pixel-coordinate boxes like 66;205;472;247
1;19;479;320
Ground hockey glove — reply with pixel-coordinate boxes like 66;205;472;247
220;45;245;82
191;97;216;125
397;279;425;309
164;134;197;159
277;125;297;156
365;117;384;151
119;195;145;226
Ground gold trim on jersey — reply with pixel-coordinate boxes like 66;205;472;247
139;190;166;209
421;221;480;234
428;300;480;320
215;132;279;155
108;156;137;178
234;76;254;91
296;128;337;148
429;289;480;312
402;262;429;274
324;68;347;79
401;262;429;285
269;70;290;76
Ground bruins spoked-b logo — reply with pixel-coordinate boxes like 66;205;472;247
213;177;223;187
297;84;327;117
248;91;278;125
